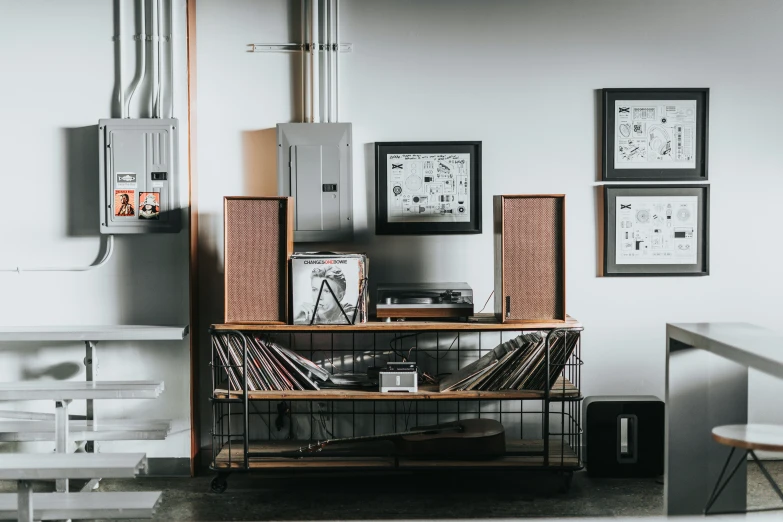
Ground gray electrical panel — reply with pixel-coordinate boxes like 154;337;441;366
99;118;181;234
277;123;353;242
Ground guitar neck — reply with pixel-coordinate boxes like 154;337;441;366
304;425;461;452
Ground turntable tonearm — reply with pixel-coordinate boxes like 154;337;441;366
376;283;474;321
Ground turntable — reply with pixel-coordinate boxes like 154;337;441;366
376;283;474;321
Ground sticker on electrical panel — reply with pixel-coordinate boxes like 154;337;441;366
116;172;137;188
139;192;160;220
114;190;135;217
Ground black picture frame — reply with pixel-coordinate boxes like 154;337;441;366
375;141;482;235
602;88;709;181
603;184;709;277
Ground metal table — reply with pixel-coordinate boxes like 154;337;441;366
665;322;783;515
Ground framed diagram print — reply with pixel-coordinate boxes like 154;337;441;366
602;88;709;181
375;142;482;235
603;185;709;276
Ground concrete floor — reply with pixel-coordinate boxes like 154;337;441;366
2;463;782;520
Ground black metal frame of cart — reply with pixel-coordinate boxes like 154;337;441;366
208;325;583;494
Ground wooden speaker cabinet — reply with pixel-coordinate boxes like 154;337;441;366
224;197;294;324
494;195;566;323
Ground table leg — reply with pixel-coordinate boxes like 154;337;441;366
17;480;33;522
665;340;748;515
82;340;101;492
54;399;71;493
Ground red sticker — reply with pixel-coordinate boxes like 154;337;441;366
139;192;160;220
114;190;135;217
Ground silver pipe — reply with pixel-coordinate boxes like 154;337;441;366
125;0;146;118
150;0;159;117
167;0;173;118
302;0;308;122
0;236;115;273
118;1;126;118
155;0;163;118
311;0;319;122
335;0;339;122
326;0;331;123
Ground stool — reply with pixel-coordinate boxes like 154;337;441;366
704;424;783;514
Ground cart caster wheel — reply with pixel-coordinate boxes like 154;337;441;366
559;471;573;493
211;475;228;494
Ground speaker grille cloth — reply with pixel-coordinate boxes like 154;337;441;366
503;197;564;320
225;199;284;323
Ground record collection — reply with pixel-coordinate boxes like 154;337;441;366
213;333;328;391
439;332;579;392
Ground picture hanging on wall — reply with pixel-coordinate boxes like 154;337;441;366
602;88;709;181
603;184;709;276
375;141;482;235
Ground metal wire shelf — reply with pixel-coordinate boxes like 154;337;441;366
208;323;583;493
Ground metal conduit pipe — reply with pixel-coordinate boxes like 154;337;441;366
168;0;174;117
124;0;146;118
117;0;126;118
301;0;309;122
155;0;164;118
335;0;339;122
326;0;332;123
0;236;115;274
310;0;319;122
150;0;159;117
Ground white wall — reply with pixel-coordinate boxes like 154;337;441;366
0;0;191;459
194;0;783;448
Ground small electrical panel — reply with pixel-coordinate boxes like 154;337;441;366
99;118;181;234
277;123;353;242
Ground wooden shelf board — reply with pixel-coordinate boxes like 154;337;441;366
214;377;580;401
213;439;579;470
212;315;581;332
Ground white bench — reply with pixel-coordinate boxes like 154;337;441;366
0;381;164;492
0;419;171;442
0;453;157;522
0;492;162;521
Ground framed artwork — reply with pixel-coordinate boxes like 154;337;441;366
602;88;709;181
375;141;482;235
603;184;709;276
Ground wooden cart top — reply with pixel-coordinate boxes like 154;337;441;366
212;315;581;332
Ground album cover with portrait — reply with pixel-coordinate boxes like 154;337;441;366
114;190;135;217
139;192;160;220
291;253;368;325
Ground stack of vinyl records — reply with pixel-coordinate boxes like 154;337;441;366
439;332;579;392
213;334;329;391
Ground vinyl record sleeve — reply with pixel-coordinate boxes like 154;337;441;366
291;253;368;325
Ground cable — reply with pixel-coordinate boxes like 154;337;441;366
0;236;115;273
477;290;494;314
392;332;459;361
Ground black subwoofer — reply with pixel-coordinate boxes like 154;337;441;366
584;395;664;477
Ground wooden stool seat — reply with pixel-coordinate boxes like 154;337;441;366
712;424;783;452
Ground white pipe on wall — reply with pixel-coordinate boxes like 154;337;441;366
310;0;319;122
326;0;332;123
118;1;126;118
155;0;163;118
125;0;146;118
150;0;159;117
335;0;339;122
302;0;309;122
0;236;115;274
167;0;173;118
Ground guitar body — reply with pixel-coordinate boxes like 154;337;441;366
393;418;506;459
289;418;507;460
